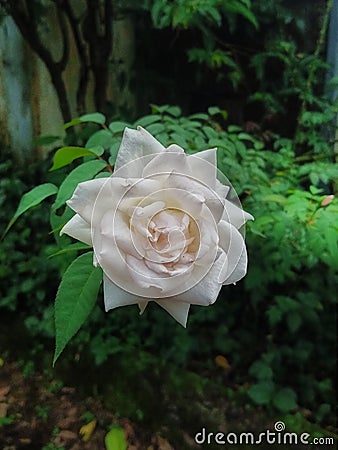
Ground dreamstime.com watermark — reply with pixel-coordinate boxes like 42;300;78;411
194;421;335;446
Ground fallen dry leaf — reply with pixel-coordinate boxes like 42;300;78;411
0;402;8;417
0;386;10;401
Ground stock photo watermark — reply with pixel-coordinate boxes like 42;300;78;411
194;421;335;446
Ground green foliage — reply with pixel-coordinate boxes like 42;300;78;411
54;252;102;364
144;0;257;88
3;104;337;425
3;183;58;237
105;426;128;450
0;151;60;316
148;0;257;30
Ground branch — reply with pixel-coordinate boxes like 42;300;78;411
55;0;69;72
63;0;90;113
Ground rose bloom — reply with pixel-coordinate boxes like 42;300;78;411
61;127;253;326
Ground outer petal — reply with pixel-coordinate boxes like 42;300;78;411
103;274;142;311
155;300;190;327
168;252;227;306
114;126;165;175
187;148;217;188
66;177;111;223
218;220;248;284
142;145;191;178
222;199;254;229
138;301;148;314
60;213;92;245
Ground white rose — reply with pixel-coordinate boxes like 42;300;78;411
61;126;253;326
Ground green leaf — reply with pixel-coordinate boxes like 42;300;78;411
48;243;92;258
222;1;258;28
262;194;287;205
109;121;131;134
208;106;221;116
64;113;106;130
134;114;162;127
146;123;166;135
247;381;274;405
166;106;181;117
286;311;302;332
53;252;102;365
272;388;297;412
50;147;98;171
79;112;106;125
109;142;121;166
86;130;114;150
64;118;82;130
3;183;58;237
34;135;61;146
53;160;107;211
249;360;273;380
105;426;127;450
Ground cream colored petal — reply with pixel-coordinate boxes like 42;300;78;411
164;172;224;224
103;274;142;311
125;254;165;290
215;179;230;198
168;252;226;306
66;177;110;223
114;126;165;175
155;299;190;327
222;199;254;229
218;220;248;284
100;209;141;259
142;147;190;178
222;245;247;285
60;213;92;245
187;148;217;188
138;301;148;314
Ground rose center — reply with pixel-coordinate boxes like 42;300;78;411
146;208;198;266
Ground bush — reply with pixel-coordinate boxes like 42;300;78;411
2;106;337;425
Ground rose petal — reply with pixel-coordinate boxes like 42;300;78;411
222;199;254;229
155;300;190;327
103;274;142;311
114;126;165;175
60;213;92;245
142;147;190;179
218;220;248;284
138;301;148;314
168;252;227;305
187;148;217;188
66;178;110;222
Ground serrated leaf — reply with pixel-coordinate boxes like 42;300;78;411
53;252;102;364
80;112;106;125
272;388;297;412
53;160;107;211
105;426;127;450
50;147;97;171
3;183;58;237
